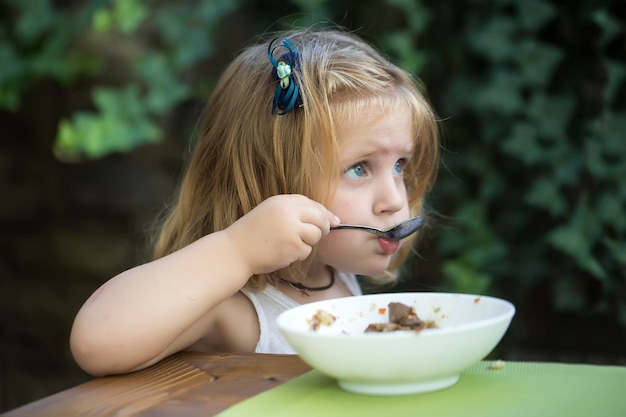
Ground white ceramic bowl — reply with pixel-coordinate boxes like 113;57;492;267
277;292;515;396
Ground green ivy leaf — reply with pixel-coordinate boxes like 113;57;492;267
478;170;506;201
440;77;480;115
547;198;606;281
604;238;626;267
55;119;81;160
603;60;626;104
587;111;626;155
54;110;161;160
0;42;24;110
527;93;575;140
92;9;114;33
598;194;626;233
135;53;190;113
53;85;162;160
516;0;556;32
154;6;216;69
468;17;516;63
515;40;563;87
114;0;147;34
439;201;507;269
502;122;543;165
548;224;606;280
387;0;430;32
525;177;567;216
474;71;524;115
0;86;20;110
383;32;428;74
592;9;621;46
551;145;582;186
13;0;57;42
288;0;329;15
442;259;492;295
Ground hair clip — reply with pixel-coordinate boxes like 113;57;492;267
268;38;303;115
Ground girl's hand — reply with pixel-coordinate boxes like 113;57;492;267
225;195;340;275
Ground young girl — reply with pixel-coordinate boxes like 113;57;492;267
70;28;440;376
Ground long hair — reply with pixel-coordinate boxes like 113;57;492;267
152;28;440;289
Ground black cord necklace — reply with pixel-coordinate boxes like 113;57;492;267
278;267;335;297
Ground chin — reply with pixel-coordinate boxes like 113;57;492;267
349;260;393;278
355;272;398;291
321;245;394;276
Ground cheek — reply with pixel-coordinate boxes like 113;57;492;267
327;193;364;224
316;232;348;260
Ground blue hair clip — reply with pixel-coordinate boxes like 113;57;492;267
268;38;303;115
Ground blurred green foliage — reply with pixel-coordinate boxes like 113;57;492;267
1;0;238;159
420;0;626;325
1;0;624;324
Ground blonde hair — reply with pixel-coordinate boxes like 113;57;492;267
153;28;440;289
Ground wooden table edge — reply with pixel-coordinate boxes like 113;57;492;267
2;352;311;417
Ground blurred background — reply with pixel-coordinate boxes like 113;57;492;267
1;0;625;412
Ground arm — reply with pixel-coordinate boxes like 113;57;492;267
70;194;339;376
69;230;249;376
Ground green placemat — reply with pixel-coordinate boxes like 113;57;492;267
217;361;626;417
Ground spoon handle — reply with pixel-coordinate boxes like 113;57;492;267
330;224;380;232
330;217;424;241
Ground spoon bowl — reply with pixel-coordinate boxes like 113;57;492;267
330;216;424;241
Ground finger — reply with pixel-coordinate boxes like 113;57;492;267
328;210;341;227
297;245;314;261
316;207;340;236
300;223;324;247
300;202;337;230
310;200;340;227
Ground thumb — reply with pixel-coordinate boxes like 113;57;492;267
328;211;341;227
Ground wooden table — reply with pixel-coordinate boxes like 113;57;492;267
2;352;311;417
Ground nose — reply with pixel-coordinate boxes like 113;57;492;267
372;174;406;215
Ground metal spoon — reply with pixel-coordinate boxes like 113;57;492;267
330;216;425;241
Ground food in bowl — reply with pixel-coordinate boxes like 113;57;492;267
365;301;437;332
309;309;337;330
277;292;515;395
310;301;436;333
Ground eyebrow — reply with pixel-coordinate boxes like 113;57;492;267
342;142;414;161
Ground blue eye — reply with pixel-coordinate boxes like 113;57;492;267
393;160;405;175
345;163;366;179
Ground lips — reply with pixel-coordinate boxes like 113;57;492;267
377;238;400;254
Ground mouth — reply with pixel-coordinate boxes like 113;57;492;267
377;237;400;255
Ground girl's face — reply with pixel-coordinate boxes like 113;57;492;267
316;106;414;277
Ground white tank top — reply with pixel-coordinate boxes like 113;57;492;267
240;272;362;354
